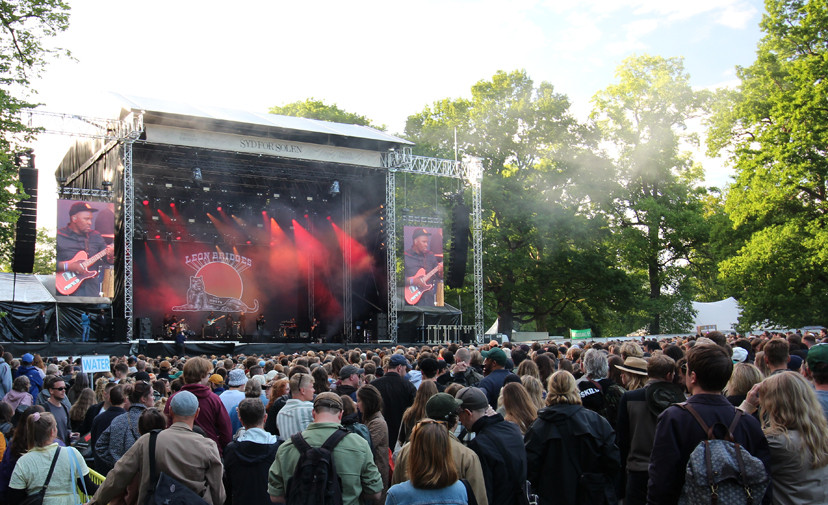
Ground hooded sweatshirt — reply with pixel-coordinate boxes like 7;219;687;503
2;390;33;410
617;379;686;472
165;383;232;454
223;428;280;505
14;365;43;397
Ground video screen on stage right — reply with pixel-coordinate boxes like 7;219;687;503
402;226;444;307
55;199;116;298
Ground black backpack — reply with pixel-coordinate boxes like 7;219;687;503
285;428;350;505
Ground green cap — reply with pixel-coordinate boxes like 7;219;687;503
426;393;463;421
807;344;828;368
481;347;507;366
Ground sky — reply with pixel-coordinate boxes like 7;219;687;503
27;0;766;230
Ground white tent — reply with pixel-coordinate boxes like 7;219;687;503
691;297;742;333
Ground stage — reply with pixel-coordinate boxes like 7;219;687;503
0;339;462;359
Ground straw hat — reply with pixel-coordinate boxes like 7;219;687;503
615;356;648;376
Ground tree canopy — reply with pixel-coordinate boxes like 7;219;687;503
592;55;711;335
0;0;70;268
407;70;637;336
708;0;828;328
269;98;382;129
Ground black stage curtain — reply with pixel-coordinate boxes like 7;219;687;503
0;302;55;342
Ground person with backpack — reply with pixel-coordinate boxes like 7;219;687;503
13;354;43;399
86;390;225;505
647;344;772;505
476;347;519;409
267;392;383;505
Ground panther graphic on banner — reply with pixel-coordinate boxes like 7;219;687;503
171;252;259;313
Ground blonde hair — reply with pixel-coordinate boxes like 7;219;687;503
759;372;828;468
620;342;643;360
622;372;647;391
546;371;581;406
520;375;545;411
724;363;764;397
517;360;540;381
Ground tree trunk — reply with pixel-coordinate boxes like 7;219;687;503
648;259;661;336
497;299;514;337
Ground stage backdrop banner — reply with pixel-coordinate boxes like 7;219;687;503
402;225;444;308
55;200;116;298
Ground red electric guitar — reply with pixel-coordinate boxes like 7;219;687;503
405;263;443;305
56;249;109;295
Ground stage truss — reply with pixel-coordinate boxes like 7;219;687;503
24;111;484;344
22;109;144;339
381;147;484;344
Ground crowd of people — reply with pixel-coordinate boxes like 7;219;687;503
0;327;826;505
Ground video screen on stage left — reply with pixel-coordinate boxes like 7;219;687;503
55;199;116;298
403;225;444;307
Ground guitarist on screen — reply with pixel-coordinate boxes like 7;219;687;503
404;228;443;306
56;202;114;297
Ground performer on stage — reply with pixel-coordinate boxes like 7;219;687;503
256;313;266;339
176;328;187;355
163;313;176;337
237;311;247;337
204;311;219;338
56;202;114;297
403;228;443;307
311;317;320;343
36;310;48;342
98;309;111;342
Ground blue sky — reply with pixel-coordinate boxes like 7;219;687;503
30;0;767;228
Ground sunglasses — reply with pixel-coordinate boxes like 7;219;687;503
51;387;66;391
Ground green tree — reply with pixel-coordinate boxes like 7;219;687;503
407;70;636;336
0;0;70;266
32;227;55;274
592;55;711;335
269;98;382;129
707;0;828;328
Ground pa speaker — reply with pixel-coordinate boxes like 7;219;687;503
138;317;152;340
12;167;37;273
447;198;470;289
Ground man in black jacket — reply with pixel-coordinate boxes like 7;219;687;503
617;354;685;505
224;399;280;505
457;386;527;505
371;354;416;449
647;344;771;505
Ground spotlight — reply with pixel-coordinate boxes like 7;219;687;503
217;206;222;212
142;200;149;206
169;202;175;208
193;167;203;181
329;180;340;195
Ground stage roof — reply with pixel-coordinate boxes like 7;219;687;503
0;273;55;303
114;93;413;147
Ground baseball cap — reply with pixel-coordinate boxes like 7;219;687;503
208;374;224;385
69;202;99;216
426;393;462;422
481;348;507;366
170;391;199;416
731;347;748;363
21;353;34;363
807;344;828;368
412;228;431;239
389;354;412;369
227;369;248;387
788;354;803;371
455;387;489;411
339;364;364;380
313;392;343;411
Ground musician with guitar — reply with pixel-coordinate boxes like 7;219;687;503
403;228;443;306
56;202;114;297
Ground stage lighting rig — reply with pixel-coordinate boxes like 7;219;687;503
330;180;340;195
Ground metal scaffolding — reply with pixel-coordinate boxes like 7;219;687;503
381;147;484;343
21;109;145;338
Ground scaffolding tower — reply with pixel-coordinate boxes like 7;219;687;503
381;147;484;344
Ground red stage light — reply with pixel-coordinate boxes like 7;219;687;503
304;214;309;219
176;236;181;240
154;234;161;239
246;240;251;245
170;202;175;208
142;200;149;206
326;216;332;221
217;206;222;212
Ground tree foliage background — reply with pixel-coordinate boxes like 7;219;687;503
0;0;70;268
708;0;828;329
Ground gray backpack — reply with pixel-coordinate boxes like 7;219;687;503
677;403;769;505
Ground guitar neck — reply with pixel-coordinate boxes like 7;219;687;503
421;263;442;283
82;248;109;269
